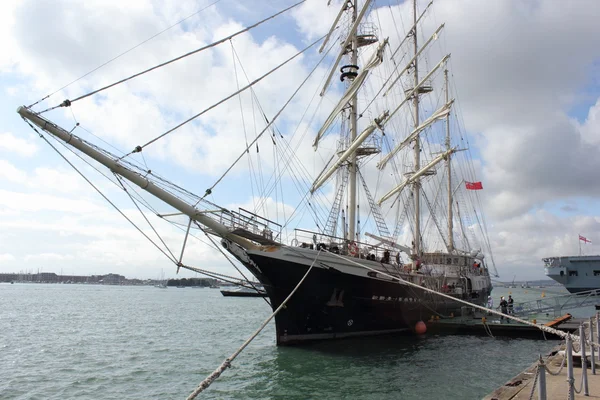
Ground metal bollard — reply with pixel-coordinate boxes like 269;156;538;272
591;317;597;375
567;334;574;400
580;324;589;396
538;354;547;400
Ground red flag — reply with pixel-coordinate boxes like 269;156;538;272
579;235;592;244
465;181;483;190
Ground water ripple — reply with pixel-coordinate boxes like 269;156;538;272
0;284;559;399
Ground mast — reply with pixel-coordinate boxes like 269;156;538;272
348;0;359;243
412;0;421;257
445;69;453;252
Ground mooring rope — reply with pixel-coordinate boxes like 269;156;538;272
185;249;321;400
482;320;494;338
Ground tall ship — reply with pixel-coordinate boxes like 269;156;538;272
17;0;496;344
544;255;600;293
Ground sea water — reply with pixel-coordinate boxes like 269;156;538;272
0;284;578;399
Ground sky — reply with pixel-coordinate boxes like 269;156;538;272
1;0;599;282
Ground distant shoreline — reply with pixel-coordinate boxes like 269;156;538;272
0;272;224;287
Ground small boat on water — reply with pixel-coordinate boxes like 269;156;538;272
220;286;267;297
154;269;168;288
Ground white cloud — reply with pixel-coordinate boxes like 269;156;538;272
488;211;600;278
0;0;20;71
292;0;344;41
0;254;16;263
578;98;600;147
0;189;104;214
0;159;108;195
24;253;74;262
0;159;28;183
0;132;38;157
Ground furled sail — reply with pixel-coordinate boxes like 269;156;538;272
377;99;454;170
382;54;450;125
377;147;456;205
319;0;374;98
384;23;444;97
311;110;389;193
389;0;433;60
313;39;388;150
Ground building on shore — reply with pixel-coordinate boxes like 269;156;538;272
0;272;139;285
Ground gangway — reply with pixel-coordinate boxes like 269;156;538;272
512;289;600;317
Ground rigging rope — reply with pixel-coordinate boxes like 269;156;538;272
22;119;178;264
230;41;257;211
178;263;255;288
185;250;321;399
194;222;271;306
195;33;328;202
115;174;178;261
229;37;338;225
138;34;325;159
37;1;306;113
24;118;263;292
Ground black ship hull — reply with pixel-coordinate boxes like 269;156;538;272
227;244;490;345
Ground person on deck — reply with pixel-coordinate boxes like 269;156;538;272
499;296;509;322
507;295;514;314
381;251;390;264
487;295;493;311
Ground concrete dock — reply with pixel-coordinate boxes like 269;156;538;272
485;318;600;399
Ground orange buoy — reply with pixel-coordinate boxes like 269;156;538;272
415;321;427;335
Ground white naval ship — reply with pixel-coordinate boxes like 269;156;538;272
544;255;600;293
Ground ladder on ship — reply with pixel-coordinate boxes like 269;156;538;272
512;289;600;317
358;170;392;242
323;165;349;238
